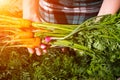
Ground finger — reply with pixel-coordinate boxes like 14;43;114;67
35;48;42;56
43;49;47;53
27;48;34;54
40;44;46;49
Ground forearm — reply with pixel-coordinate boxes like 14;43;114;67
22;0;39;19
98;0;120;16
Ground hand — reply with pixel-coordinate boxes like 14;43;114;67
23;14;43;56
21;0;44;56
27;37;51;56
27;19;43;56
27;47;42;56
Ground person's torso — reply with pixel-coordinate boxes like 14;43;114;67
43;0;102;7
39;0;103;24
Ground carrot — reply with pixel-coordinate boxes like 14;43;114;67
21;37;41;48
0;29;14;38
0;24;25;28
19;26;51;33
0;26;34;38
0;28;20;38
14;31;34;39
0;15;32;27
16;37;41;48
3;37;41;48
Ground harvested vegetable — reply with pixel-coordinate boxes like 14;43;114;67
2;37;41;48
29;12;120;80
14;31;34;39
0;15;53;49
0;12;120;80
44;13;120;53
15;37;41;48
0;15;32;27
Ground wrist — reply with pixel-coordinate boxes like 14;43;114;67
23;13;41;22
22;0;40;22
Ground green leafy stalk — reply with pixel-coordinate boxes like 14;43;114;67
50;13;120;52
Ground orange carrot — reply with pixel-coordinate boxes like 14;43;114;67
16;37;41;48
0;15;32;27
0;24;26;28
22;37;41;48
14;31;34;39
3;37;41;48
0;27;34;38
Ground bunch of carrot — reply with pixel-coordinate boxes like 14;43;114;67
0;15;51;49
0;14;78;50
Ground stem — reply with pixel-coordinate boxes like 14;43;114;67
52;40;94;53
32;22;76;32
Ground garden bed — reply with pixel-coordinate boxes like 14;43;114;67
0;47;120;80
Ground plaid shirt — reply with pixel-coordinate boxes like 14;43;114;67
39;0;103;24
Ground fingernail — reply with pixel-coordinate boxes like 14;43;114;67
43;49;47;53
40;44;46;49
27;48;34;54
35;48;41;56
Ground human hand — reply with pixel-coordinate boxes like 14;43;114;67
25;18;45;56
27;36;52;56
22;11;44;56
